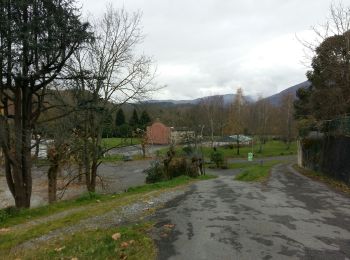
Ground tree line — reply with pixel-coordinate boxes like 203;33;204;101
142;88;296;153
103;108;151;138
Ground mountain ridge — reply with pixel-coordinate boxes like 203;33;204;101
146;80;311;106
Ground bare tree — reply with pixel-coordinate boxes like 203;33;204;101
65;6;157;192
280;93;295;149
299;3;350;65
254;96;271;153
200;96;224;147
228;88;246;155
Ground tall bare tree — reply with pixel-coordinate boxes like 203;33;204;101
66;6;157;192
281;93;295;148
228;88;246;155
200;96;224;147
254;96;271;153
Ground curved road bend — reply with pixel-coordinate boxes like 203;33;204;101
151;163;350;260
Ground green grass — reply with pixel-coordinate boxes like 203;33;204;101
234;160;282;182
102;137;141;149
0;175;216;258
101;154;124;162
0;175;214;228
11;223;156;260
159;140;297;160
203;140;297;159
127;174;216;193
228;161;257;170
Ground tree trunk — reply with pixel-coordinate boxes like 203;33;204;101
78;163;83;182
4;87;33;209
87;163;97;193
34;134;40;158
141;143;146;158
48;164;59;203
210;119;214;148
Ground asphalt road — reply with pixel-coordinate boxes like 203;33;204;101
152;163;350;260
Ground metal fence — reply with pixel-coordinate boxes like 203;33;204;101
300;135;350;184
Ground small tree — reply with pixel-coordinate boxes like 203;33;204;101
115;108;126;127
210;148;224;168
129;109;140;131
139;110;152;130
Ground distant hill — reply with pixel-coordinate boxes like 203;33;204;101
145;81;311;107
147;94;255;106
263;81;311;106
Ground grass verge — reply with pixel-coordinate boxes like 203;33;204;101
158;141;297;160
292;165;350;195
102;138;141;149
101;153;152;163
0;175;215;228
12;222;156;260
0;175;216;258
234;160;281;182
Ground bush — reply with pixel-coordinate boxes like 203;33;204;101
169;157;200;178
222;144;234;149
210;150;224;168
182;146;193;156
145;156;201;183
145;161;166;183
168;158;188;178
188;157;201;177
0;207;20;224
76;192;102;202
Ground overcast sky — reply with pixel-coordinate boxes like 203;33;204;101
79;0;347;100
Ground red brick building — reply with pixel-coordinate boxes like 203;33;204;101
146;122;171;145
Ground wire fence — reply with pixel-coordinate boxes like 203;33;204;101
321;116;350;136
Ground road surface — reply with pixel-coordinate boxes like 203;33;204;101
152;163;350;260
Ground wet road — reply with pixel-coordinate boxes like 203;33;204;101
152;163;350;260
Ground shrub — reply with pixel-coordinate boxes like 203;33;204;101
76;192;102;202
168;158;188;178
0;207;20;224
145;161;166;183
210;150;224;168
187;157;201;177
182;146;193;156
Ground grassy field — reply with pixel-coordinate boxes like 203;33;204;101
203;140;296;159
159;140;297;159
0;175;215;259
102;137;141;149
234;160;282;182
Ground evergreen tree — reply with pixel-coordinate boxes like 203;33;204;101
129;109;139;130
140;110;152;129
0;0;90;208
115;108;126;126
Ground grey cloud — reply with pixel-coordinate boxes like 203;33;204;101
80;0;337;99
